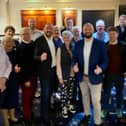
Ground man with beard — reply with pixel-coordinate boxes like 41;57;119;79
73;23;108;126
34;23;57;125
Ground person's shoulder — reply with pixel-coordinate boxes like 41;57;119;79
78;39;83;43
35;35;45;41
116;25;121;30
92;32;97;37
76;39;83;45
93;32;97;35
93;38;106;46
35;29;42;33
115;25;119;27
104;31;109;35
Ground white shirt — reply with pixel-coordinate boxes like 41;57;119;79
30;29;42;41
84;38;93;75
0;44;12;78
44;34;56;68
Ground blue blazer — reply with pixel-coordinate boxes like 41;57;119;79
73;38;108;84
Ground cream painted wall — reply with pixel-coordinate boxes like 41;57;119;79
0;0;125;34
0;0;10;35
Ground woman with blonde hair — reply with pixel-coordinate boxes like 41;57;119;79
1;36;20;126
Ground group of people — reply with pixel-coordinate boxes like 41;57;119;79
0;14;126;126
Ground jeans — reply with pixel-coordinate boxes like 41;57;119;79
40;79;51;119
39;67;57;119
103;74;124;109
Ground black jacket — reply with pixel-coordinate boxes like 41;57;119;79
16;41;36;83
34;35;57;80
116;25;126;43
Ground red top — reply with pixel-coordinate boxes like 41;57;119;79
107;44;122;74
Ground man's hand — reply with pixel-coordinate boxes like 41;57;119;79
0;77;7;92
40;53;47;62
73;63;79;73
25;81;31;87
94;65;102;75
14;64;21;73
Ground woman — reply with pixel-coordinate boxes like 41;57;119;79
1;36;20;126
4;25;19;49
56;30;76;118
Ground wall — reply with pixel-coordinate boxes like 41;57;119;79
0;0;125;34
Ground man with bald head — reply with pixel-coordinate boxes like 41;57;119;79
34;23;57;125
28;18;42;41
73;23;108;126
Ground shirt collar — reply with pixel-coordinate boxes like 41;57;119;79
44;33;53;41
84;37;93;43
109;40;118;45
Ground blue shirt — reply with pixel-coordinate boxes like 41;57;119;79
93;31;109;43
53;38;63;48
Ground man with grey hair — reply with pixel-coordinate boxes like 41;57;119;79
71;26;82;53
93;19;109;43
56;30;76;118
71;26;83;111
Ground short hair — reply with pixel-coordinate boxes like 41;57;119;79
4;25;15;33
53;25;60;31
107;26;119;33
2;36;14;46
44;23;53;31
72;26;80;32
62;30;73;39
83;22;94;32
119;14;126;19
96;19;105;27
20;27;30;34
64;17;73;22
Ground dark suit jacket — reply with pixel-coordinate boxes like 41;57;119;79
16;41;36;83
34;35;56;80
116;25;126;43
73;38;108;84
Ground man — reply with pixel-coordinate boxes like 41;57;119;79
102;26;126;119
61;17;73;34
28;18;42;41
17;27;37;125
71;26;82;53
71;26;83;111
93;19;109;43
73;23;108;126
116;14;126;75
0;43;12;107
116;14;126;44
34;23;57;125
52;26;63;48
